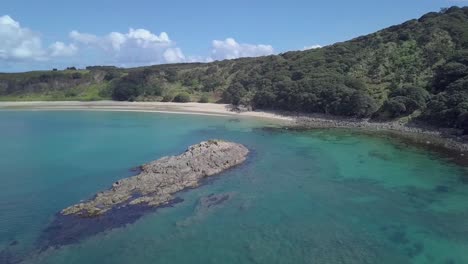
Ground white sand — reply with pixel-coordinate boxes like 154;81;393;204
0;101;293;123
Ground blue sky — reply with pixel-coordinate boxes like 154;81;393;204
0;0;465;72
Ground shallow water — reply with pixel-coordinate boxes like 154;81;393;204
1;111;468;264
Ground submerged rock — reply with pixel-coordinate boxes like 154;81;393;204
38;198;183;249
61;140;249;217
198;192;234;209
177;192;236;227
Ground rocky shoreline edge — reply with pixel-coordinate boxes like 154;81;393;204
272;112;468;160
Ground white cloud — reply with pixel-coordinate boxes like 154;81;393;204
69;28;178;65
210;38;274;60
49;42;77;57
163;48;185;63
186;55;214;63
69;30;99;45
303;44;322;50
126;29;170;45
0;15;277;71
0;15;78;63
107;32;126;51
0;15;45;61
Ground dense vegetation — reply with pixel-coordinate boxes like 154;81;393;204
2;7;468;130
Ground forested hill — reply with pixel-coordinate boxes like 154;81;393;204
2;6;468;130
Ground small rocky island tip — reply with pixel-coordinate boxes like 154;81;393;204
62;140;249;217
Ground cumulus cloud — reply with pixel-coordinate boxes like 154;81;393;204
70;29;171;50
303;44;322;50
210;38;274;60
0;15;46;61
163;48;185;63
69;30;99;45
69;28;179;64
0;14;277;71
0;15;77;63
49;42;77;57
186;55;214;63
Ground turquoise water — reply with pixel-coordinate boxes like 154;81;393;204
1;111;468;264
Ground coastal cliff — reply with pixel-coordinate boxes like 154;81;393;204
61;140;249;217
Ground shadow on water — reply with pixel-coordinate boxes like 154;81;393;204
36;198;183;251
0;200;183;264
26;145;256;256
0;248;16;264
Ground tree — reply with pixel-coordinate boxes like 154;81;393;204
162;94;174;102
71;72;82;79
345;91;378;117
344;77;367;91
382;97;410;117
379;86;430;118
291;71;305;81
173;92;191;103
111;75;142;101
390;86;430;109
198;94;210;103
253;90;277;109
104;71;120;81
222;82;246;105
433;62;468;92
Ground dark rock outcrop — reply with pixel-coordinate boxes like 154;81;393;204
61;140;249;217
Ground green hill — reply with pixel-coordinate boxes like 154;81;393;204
2;6;468;130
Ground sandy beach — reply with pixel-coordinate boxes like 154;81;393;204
0;101;294;123
2;100;468;155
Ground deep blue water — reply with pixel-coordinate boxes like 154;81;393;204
1;110;468;264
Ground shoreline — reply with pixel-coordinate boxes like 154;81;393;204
0;101;294;124
289;114;468;153
1;100;468;156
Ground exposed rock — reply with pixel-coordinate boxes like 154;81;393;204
226;104;253;113
61;140;249;217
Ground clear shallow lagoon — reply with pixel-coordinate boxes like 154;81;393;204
1;111;468;264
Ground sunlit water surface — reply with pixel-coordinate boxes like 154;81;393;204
1;111;468;264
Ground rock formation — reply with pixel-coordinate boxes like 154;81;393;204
61;140;249;217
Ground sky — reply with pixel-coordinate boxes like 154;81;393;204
0;0;466;72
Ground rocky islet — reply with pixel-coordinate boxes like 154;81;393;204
61;140;249;217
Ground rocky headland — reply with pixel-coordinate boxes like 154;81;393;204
283;113;468;154
61;140;249;217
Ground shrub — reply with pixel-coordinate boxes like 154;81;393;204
380;86;430;118
104;71;120;81
199;94;209;103
345;91;378;117
71;72;82;79
111;79;141;101
382;97;409;117
162;94;174;102
173;92;191;103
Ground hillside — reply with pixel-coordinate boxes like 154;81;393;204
2;6;468;130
